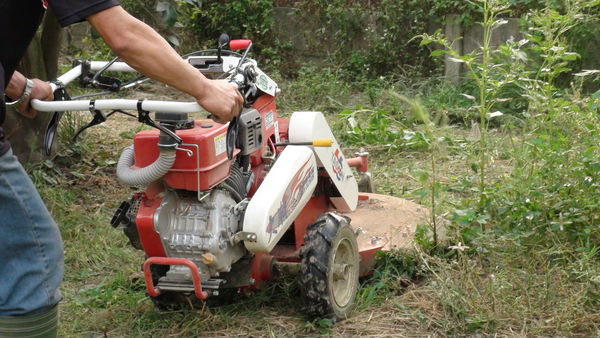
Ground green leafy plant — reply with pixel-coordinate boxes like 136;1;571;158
389;93;447;247
339;108;432;152
418;0;514;211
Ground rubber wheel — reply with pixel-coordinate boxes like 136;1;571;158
299;214;360;321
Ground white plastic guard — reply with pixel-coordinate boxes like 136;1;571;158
243;146;318;253
288;111;358;211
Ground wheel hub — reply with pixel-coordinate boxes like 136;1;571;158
333;263;350;281
330;237;358;308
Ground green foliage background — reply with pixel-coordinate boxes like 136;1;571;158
117;0;600;82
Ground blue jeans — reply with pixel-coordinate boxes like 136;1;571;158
0;149;63;316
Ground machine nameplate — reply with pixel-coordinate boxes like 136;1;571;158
214;133;226;156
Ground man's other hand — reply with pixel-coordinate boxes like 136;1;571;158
196;80;244;124
17;79;53;119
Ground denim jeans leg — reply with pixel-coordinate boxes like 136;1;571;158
0;149;64;316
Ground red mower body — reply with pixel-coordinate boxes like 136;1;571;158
132;95;278;192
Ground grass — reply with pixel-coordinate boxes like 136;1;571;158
26;53;600;336
424;241;600;335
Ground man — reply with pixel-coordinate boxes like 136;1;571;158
0;1;243;336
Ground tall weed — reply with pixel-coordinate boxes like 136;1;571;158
417;0;600;248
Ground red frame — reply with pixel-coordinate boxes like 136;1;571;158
143;257;208;299
134;93;357;297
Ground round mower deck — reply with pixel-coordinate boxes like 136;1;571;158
339;193;431;276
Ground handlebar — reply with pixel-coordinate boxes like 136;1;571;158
50;61;137;92
30;40;272;157
32;59;248;113
31;99;205;114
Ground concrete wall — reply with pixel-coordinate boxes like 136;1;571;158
444;17;522;83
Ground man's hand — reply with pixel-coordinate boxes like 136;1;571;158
6;72;54;119
196;80;244;124
16;79;54;119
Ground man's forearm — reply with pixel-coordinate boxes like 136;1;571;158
87;6;209;100
87;5;243;122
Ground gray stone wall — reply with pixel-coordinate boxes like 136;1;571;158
444;17;522;83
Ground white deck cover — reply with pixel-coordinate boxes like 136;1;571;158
288;111;358;211
243;146;318;252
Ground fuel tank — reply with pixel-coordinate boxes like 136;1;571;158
133;120;233;191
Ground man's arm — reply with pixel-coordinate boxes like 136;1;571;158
87;6;243;123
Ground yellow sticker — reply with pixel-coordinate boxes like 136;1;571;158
214;133;226;156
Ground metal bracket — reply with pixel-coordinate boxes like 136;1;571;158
233;198;249;216
175;146;193;157
232;231;257;244
136;100;183;145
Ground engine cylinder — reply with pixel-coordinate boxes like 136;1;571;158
154;189;245;280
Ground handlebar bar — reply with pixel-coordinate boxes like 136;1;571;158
50;61;137;92
30;41;272;157
32;59;249;113
31;99;205;114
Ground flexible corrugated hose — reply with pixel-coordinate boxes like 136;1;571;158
116;145;176;186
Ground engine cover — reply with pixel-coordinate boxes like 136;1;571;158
153;190;245;281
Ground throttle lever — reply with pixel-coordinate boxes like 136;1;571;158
73;108;107;141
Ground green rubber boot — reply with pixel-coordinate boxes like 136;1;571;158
0;305;58;338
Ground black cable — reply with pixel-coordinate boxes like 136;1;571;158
221;182;243;203
71;91;112;100
107;110;137;119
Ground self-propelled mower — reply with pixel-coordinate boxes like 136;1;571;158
32;36;422;321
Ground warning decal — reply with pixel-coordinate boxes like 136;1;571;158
214;133;226;156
